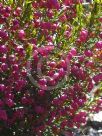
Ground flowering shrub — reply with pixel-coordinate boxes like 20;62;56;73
0;0;102;135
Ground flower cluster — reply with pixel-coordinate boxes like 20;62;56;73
0;0;102;136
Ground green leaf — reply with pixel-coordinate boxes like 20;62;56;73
8;0;13;5
25;0;32;4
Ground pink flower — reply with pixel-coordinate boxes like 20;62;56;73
73;112;87;123
0;30;8;40
79;29;88;42
18;29;25;40
0;110;7;120
38;90;45;96
0;84;5;92
0;45;7;54
5;99;14;107
93;73;102;83
70;48;77;56
47;0;60;9
64;0;73;5
95;41;102;49
1;63;8;71
84;50;93;57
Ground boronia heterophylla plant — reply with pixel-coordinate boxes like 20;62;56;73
0;0;102;135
